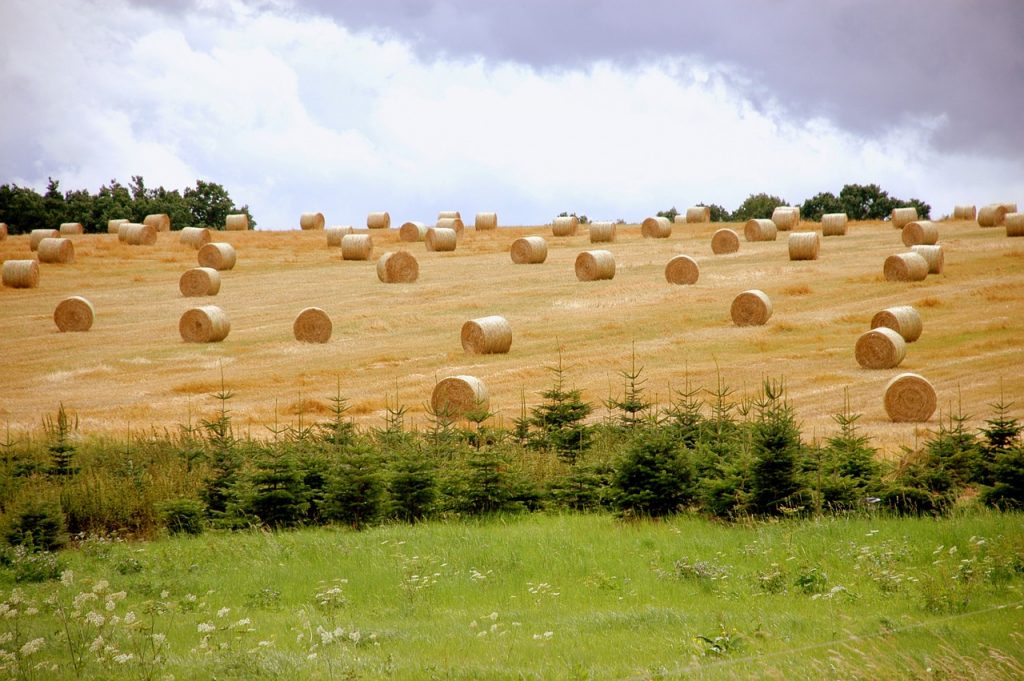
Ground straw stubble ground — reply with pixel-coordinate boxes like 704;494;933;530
1;220;1021;453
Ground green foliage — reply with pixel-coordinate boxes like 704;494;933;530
749;380;806;516
157;498;205;535
527;354;593;464
556;210;589;224
613;428;695;517
799;191;844;221
387;451;437;522
2;501;68;552
323;447;385;529
247;447;309;528
185;179;236;228
45;403;79;478
926;403;982;486
448;449;533;515
546;462;615;511
605;346;654;430
838;183;896;220
697;202;730;222
900;197;932;220
656;206;679;222
730;193;787;221
199;383;242;520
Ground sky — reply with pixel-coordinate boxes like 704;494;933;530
1;0;1021;229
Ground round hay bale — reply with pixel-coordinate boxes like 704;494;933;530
30;229;59;251
641;216;672;238
771;206;799;231
1002;202;1018;213
575;250;615;281
788;231;820;261
744;219;777;242
2;260;39;288
197;242;237;270
399;221;428;242
300;212;325;230
891;207;918;229
438;211;461;220
144;213;170;232
855;327;906;369
437;216;464;233
179;226;212;249
883;253;928;281
821;213;848;236
665;255;700;285
475;212;498;230
711;228;740;254
37;237;74;264
179;267;221;297
588;221;616;243
884;373;937;422
293;307;332;343
117;222;137;242
106;218;128;234
461;315;512;354
552;215;578;236
376;251;419;283
431;375;489;417
1006;212;1024;237
53;296;94;332
367;211;391;230
686;206;711;223
124;223;157;246
673;214;687;224
510;236;548;264
901;221;939;247
225;213;249;231
179;305;230;343
977;204;1008;227
730;289;772;326
871;306;923;343
910;245;944;274
326;225;354;247
59;222;84;235
426;227;457;252
952;204;976;220
0;223;7;241
341;234;373;260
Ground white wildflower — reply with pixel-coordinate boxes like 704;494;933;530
123;611;137;626
85;611;105;627
152;633;166;646
349;630;361;644
114;653;134;664
60;570;75;586
105;600;117;612
111;591;127;602
19;638;45;657
197;622;215;633
216;607;230;619
234;618;252;628
24;607;38;616
92;580;109;594
160;591;170;599
88;636;104;653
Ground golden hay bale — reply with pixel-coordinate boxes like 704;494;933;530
977;204;1008;227
575;250;615;281
673;214;687;224
731;290;772;326
1006;213;1024;237
437;216;464;233
510;236;548;264
744;219;777;242
326;226;354;247
341;234;373;260
884;373;937;422
2;260;39;288
664;255;700;285
438;211;461;220
883;252;928;281
53;296;94;332
901;221;939;247
855;327;906;369
952;204;976;220
0;223;6;241
117;222;137;242
30;229;59;251
144;213;170;232
588;221;616;243
711;228;740;254
179;226;212;249
431;375;489;417
197;242;237;270
821;213;848;236
475;212;498;230
641;216;672;238
399;221;428;242
1002;202;1018;213
179;267;221;297
461;315;512;354
179;305;230;343
107;218;128;234
225;213;249;231
871;306;922;343
552;215;579;236
59;222;84;235
376;251;419;283
686;206;711;223
293;307;332;343
910;245;944;274
426;227;458;252
124;223;158;246
771;206;800;231
367;211;391;230
788;231;820;261
891;207;918;229
37;237;75;264
300;212;325;230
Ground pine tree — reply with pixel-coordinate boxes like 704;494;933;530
248;445;309;528
528;351;593;464
200;378;241;518
613;428;694;517
324;446;384;529
45;403;79;477
388;452;437;522
978;396;1021;485
749;379;805;515
605;344;653;430
925;397;981;486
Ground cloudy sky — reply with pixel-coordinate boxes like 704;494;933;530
1;0;1021;228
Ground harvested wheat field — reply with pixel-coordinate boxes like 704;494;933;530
1;218;1021;454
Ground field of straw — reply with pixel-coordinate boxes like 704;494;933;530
1;219;1021;454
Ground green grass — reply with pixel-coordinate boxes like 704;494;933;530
2;512;1023;679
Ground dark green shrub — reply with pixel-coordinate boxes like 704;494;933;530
157;499;205;536
547;463;615;511
248;448;309;528
2;501;68;552
449;449;528;515
613;429;694;517
748;380;806;515
388;452;437;522
324;448;385;529
730;193;786;221
6;546;64;583
527;355;593;464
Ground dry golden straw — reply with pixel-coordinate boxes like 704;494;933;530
179;227;212;249
30;229;59;251
664;255;700;285
588;221;616;243
510;236;548;264
326;226;354;247
124;223;158;246
53;296;94;332
552;215;579;236
910;245;944;274
788;231;819;261
0;223;7;241
225;214;249;231
883;253;928;281
730;289;772;326
59;222;84;235
399;221;428;242
197;242;237;270
179;267;221;297
341;234;374;260
891;207;918;229
426;227;458;252
293;307;332;343
884;373;937;422
575;250;615;281
952;204;976;220
300;212;325;230
686;206;711;223
641;216;672;238
711;228;740;254
376;251;419;283
367;212;391;230
744;219;777;242
978;204;1008;227
461;315;512;354
821;213;848;236
1006;213;1024;237
871;306;922;343
437;217;464;233
438;211;461;220
474;212;498;230
144;213;171;232
179;305;230;343
431;375;489;417
901;221;938;247
2;260;39;288
771;206;799;231
37;237;75;264
107;218;128;234
855;327;906;369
